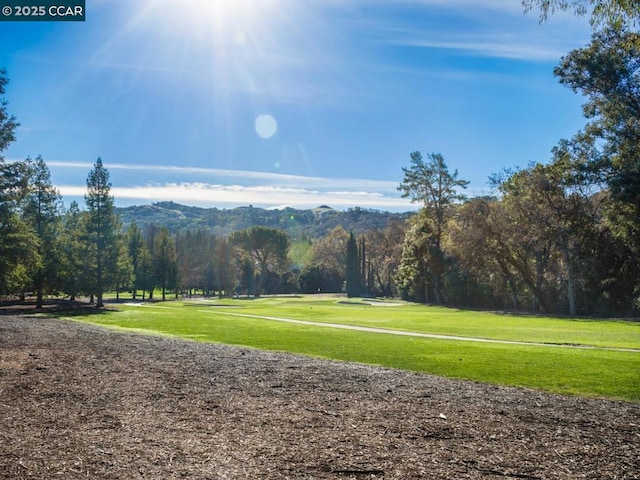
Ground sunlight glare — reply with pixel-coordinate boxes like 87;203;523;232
147;0;282;47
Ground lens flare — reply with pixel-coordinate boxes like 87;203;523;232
255;114;278;139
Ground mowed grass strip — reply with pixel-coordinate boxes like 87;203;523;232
59;299;640;402
195;296;640;349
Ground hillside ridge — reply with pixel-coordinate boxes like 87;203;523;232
117;202;411;238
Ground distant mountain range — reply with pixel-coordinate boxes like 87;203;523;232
116;201;412;238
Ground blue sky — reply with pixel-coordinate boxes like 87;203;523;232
1;0;592;211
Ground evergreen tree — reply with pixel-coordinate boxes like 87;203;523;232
346;232;361;298
0;69;38;296
136;246;153;301
84;158;118;307
0;69;19;155
22;156;63;308
59;201;85;301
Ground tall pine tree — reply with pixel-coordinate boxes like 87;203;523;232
23;156;62;308
59;201;85;301
84;158;117;308
0;69;37;295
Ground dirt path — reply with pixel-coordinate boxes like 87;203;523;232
1;314;639;479
214;311;640;353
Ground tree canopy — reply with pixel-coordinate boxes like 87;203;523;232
231;226;289;297
522;0;640;29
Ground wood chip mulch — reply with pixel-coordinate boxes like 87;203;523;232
0;313;638;479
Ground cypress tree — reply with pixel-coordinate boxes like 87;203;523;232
346;232;361;298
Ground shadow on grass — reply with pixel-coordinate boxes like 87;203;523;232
0;299;116;318
489;308;640;324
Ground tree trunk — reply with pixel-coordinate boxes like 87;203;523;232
563;243;576;316
506;275;519;310
533;250;548;313
96;291;104;308
36;287;43;310
433;280;445;305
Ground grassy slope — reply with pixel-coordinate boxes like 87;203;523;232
59;296;640;402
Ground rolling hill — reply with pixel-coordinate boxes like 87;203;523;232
117;202;411;238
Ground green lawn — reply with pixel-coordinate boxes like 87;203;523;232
188;295;640;349
54;295;640;402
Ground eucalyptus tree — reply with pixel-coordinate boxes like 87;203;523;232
445;197;522;309
522;0;640;28
447;158;633;315
554;28;640;258
398;152;468;304
175;229;214;295
363;220;405;297
152;226;178;301
312;225;349;280
213;236;235;297
231;226;289;297
523;1;640;307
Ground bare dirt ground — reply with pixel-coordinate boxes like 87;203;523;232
0;309;639;479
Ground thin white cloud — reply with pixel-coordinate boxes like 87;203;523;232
396;36;566;61
323;0;524;14
349;0;576;18
45;160;401;192
57;182;415;211
353;0;589;62
371;22;586;62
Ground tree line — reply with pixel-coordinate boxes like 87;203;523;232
1;1;637;315
393;6;640;316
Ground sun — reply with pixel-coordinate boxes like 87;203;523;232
109;0;300;96
92;0;343;145
137;0;283;50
